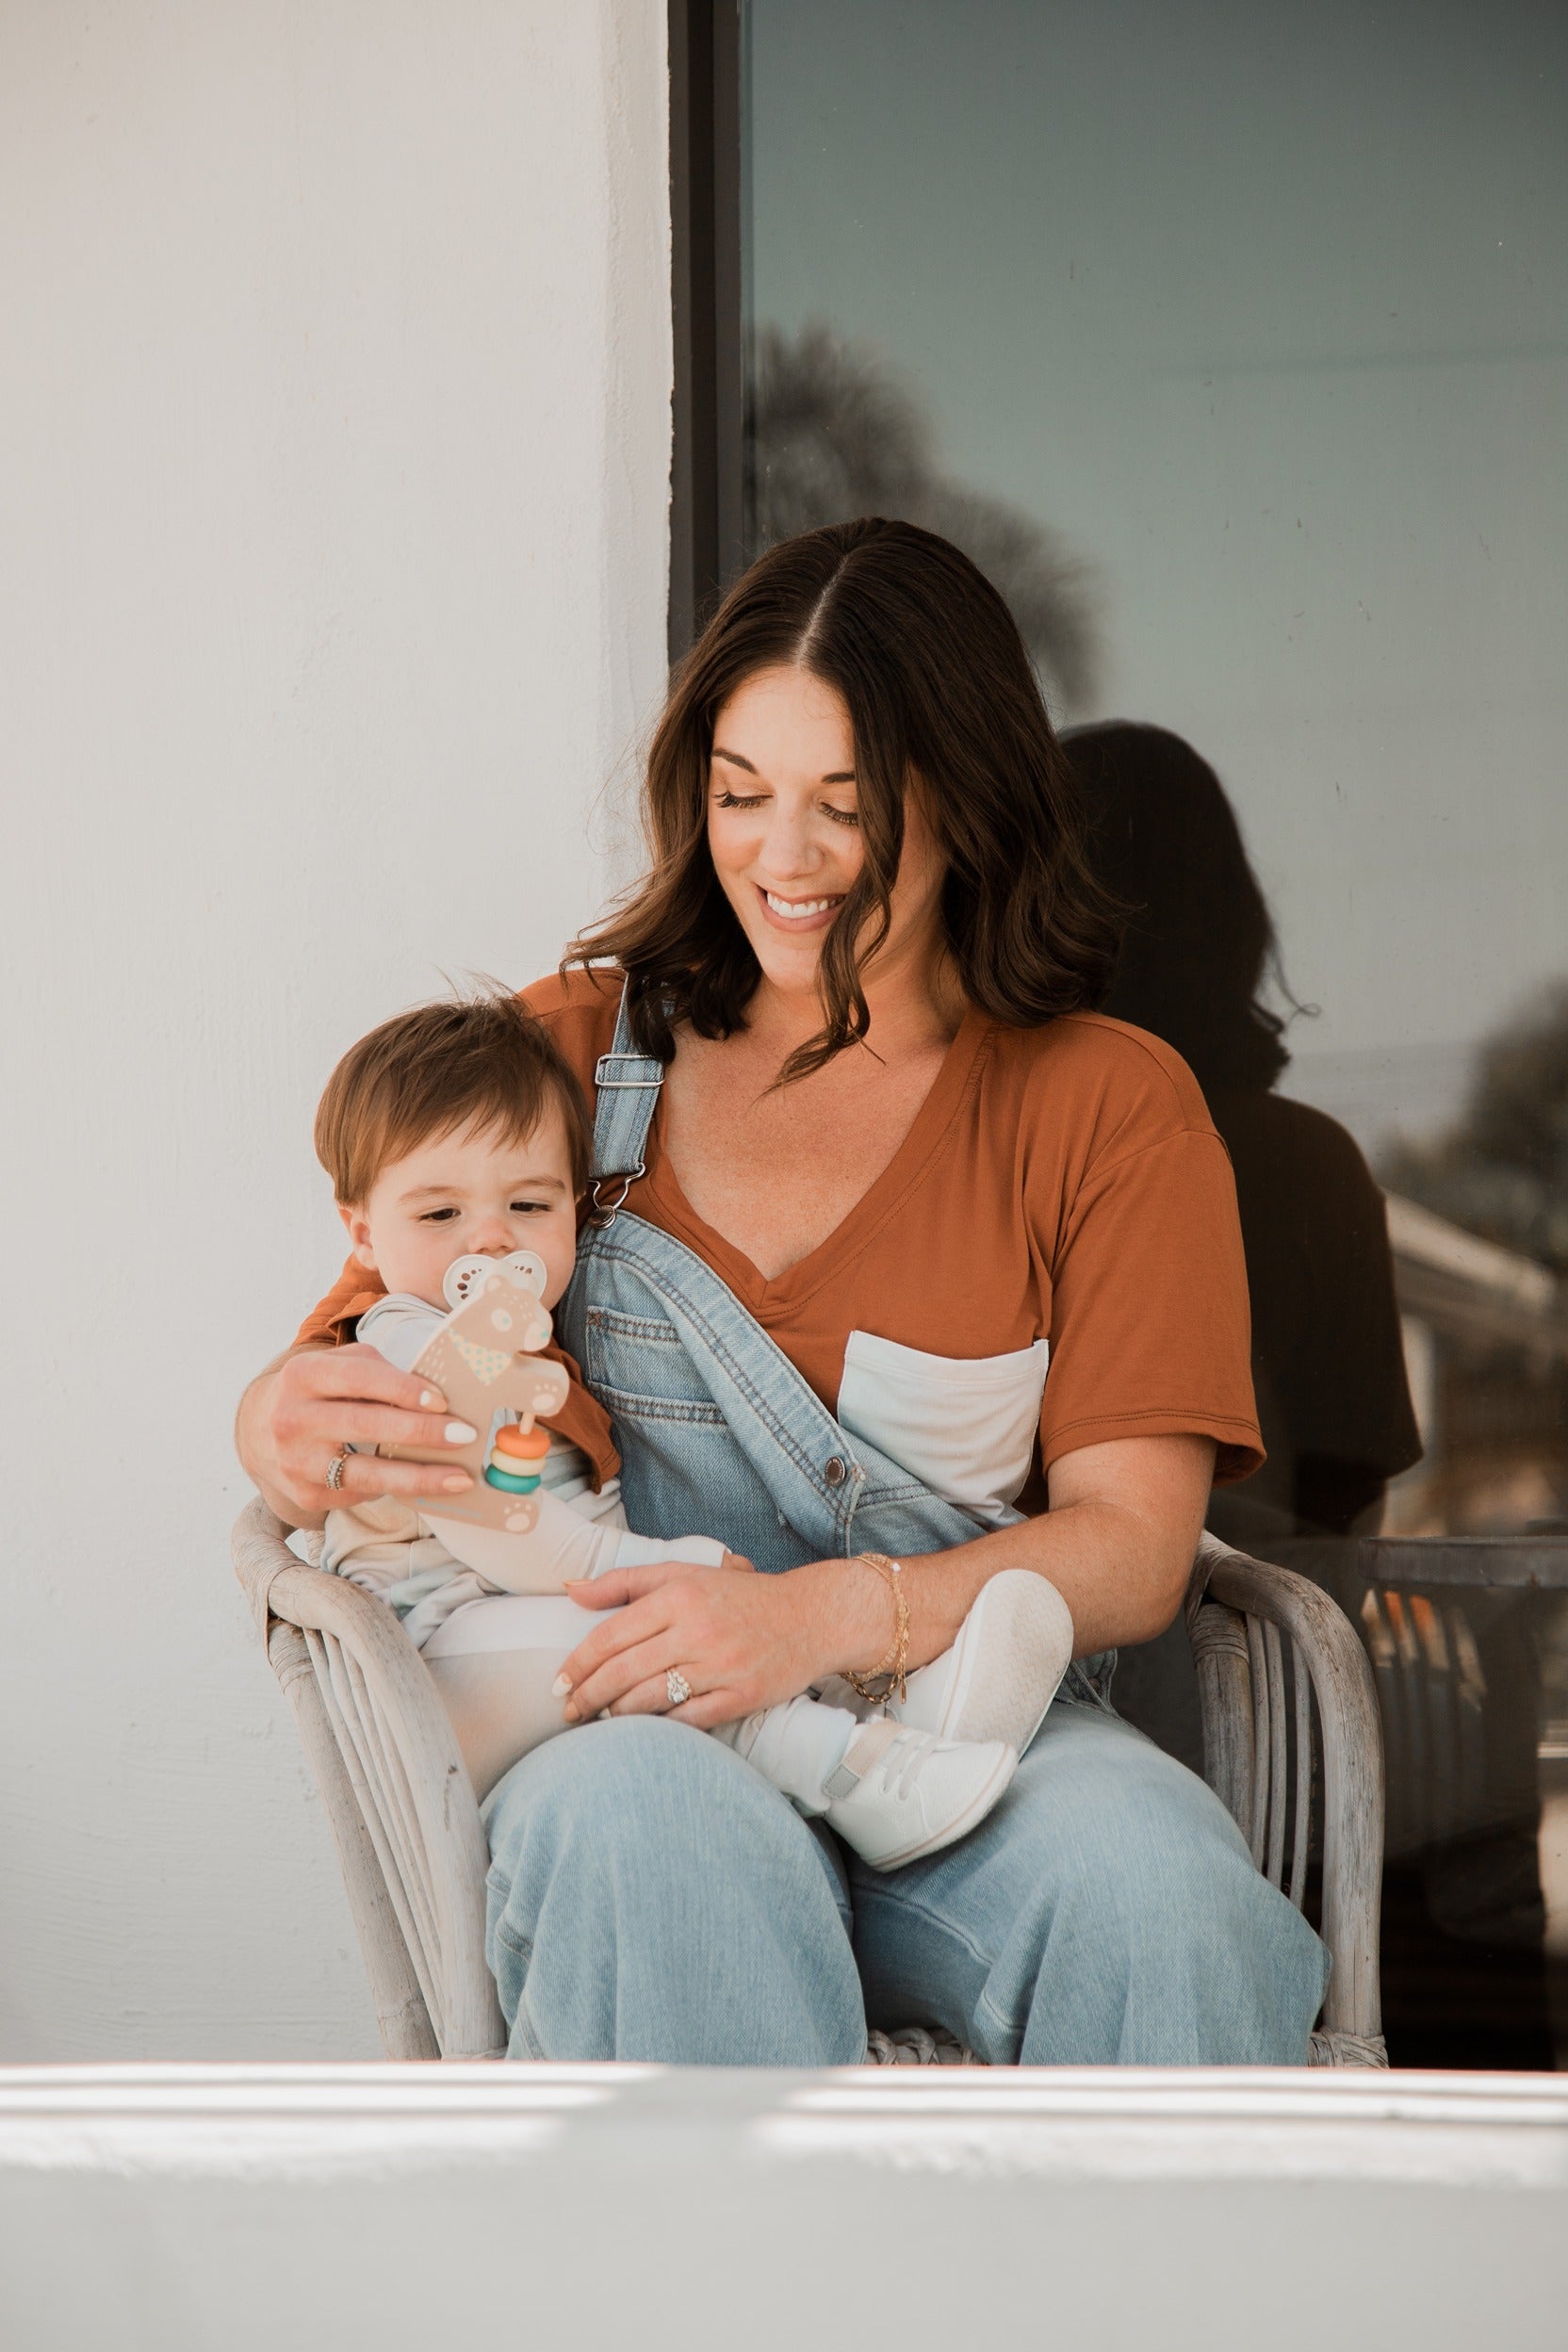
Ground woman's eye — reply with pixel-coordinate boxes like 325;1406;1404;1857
824;804;860;827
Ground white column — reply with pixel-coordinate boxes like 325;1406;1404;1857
0;0;672;2059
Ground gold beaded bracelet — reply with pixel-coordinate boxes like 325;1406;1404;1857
844;1552;909;1704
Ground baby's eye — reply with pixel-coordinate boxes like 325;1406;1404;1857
419;1206;460;1223
510;1197;549;1215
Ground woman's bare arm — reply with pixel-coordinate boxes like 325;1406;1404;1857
234;1343;478;1529
876;1430;1216;1663
555;1432;1215;1730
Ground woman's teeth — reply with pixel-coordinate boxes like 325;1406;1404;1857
765;891;841;920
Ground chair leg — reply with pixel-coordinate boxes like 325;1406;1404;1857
1309;2031;1389;2067
270;1622;440;2061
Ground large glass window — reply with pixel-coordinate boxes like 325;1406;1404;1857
737;0;1568;2065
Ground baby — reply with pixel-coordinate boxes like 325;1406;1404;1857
314;991;1073;1870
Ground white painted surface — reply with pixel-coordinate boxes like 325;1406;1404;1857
3;2066;1566;2348
0;4;671;2058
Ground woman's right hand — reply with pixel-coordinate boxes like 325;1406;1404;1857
235;1344;478;1528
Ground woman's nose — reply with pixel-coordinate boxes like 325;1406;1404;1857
759;803;821;880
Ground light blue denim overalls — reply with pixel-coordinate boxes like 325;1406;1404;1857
481;990;1329;2064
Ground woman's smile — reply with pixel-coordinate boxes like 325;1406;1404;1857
758;884;846;931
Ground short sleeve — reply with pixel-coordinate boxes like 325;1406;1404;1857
1037;1127;1264;1485
295;1257;385;1348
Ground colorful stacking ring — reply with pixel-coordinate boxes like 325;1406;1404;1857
484;1419;548;1494
494;1424;550;1462
484;1462;541;1494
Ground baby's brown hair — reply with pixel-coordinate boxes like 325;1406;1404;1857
315;988;593;1206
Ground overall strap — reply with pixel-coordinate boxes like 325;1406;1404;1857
588;977;664;1226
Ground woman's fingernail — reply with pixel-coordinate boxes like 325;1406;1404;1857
441;1474;471;1493
419;1390;444;1410
550;1674;572;1699
445;1421;478;1444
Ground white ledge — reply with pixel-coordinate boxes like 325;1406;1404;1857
2;2065;1566;2350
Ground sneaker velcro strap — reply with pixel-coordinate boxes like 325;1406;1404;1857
824;1716;906;1801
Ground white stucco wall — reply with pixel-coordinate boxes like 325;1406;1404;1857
0;2;671;2058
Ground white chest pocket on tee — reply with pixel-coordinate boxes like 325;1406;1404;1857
837;1331;1050;1527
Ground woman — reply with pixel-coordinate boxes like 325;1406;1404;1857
238;519;1327;2065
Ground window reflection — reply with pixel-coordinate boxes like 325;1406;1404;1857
747;324;1101;710
743;0;1568;2065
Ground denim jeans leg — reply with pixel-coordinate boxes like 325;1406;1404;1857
850;1700;1330;2066
482;1716;866;2063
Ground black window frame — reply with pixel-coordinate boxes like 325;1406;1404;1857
667;0;745;665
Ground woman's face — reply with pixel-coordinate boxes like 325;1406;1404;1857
706;662;945;1004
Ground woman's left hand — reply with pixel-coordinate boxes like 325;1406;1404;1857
556;1556;844;1731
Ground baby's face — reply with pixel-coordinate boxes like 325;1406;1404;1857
341;1110;580;1312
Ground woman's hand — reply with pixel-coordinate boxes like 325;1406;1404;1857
556;1556;874;1732
551;1433;1216;1726
235;1344;478;1528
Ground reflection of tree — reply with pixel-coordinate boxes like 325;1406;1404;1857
1383;984;1568;1275
746;323;1100;711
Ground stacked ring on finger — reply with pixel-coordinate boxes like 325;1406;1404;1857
665;1668;692;1707
325;1447;350;1492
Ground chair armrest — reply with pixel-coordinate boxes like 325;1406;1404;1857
1187;1533;1386;2041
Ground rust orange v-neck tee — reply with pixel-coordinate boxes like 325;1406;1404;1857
297;969;1263;1497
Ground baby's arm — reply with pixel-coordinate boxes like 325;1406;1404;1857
353;1295;445;1373
356;1299;731;1586
472;1488;728;1595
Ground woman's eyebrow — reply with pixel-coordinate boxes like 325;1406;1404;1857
712;744;856;786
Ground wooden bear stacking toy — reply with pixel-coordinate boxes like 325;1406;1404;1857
378;1258;569;1535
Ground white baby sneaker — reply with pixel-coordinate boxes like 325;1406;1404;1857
821;1718;1018;1871
894;1569;1073;1756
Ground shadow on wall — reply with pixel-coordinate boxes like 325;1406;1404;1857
1067;720;1422;1550
1067;722;1558;2070
746;322;1100;714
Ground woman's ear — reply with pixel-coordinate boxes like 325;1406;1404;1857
338;1200;379;1273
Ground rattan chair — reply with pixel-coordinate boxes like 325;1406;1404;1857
233;1502;1386;2066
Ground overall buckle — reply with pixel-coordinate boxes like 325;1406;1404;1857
588;1166;645;1228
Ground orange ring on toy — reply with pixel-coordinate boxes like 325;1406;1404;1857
493;1423;551;1461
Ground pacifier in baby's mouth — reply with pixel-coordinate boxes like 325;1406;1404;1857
441;1250;548;1310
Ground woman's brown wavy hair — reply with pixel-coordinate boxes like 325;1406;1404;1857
569;517;1119;1078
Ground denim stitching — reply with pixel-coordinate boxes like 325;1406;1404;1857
586;1308;682;1345
584;1223;957;1547
581;1220;988;1554
585;1228;849;1514
595;1382;727;1427
855;1880;1026;2049
511;1992;548;2060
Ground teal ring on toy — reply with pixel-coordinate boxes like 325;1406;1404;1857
485;1462;542;1494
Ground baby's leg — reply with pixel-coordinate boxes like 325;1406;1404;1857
421;1593;621;1802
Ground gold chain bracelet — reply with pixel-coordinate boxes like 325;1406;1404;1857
844;1553;909;1704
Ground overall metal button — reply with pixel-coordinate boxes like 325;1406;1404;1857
825;1455;848;1488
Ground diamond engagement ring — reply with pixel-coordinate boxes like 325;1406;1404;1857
325;1447;350;1493
665;1668;692;1708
